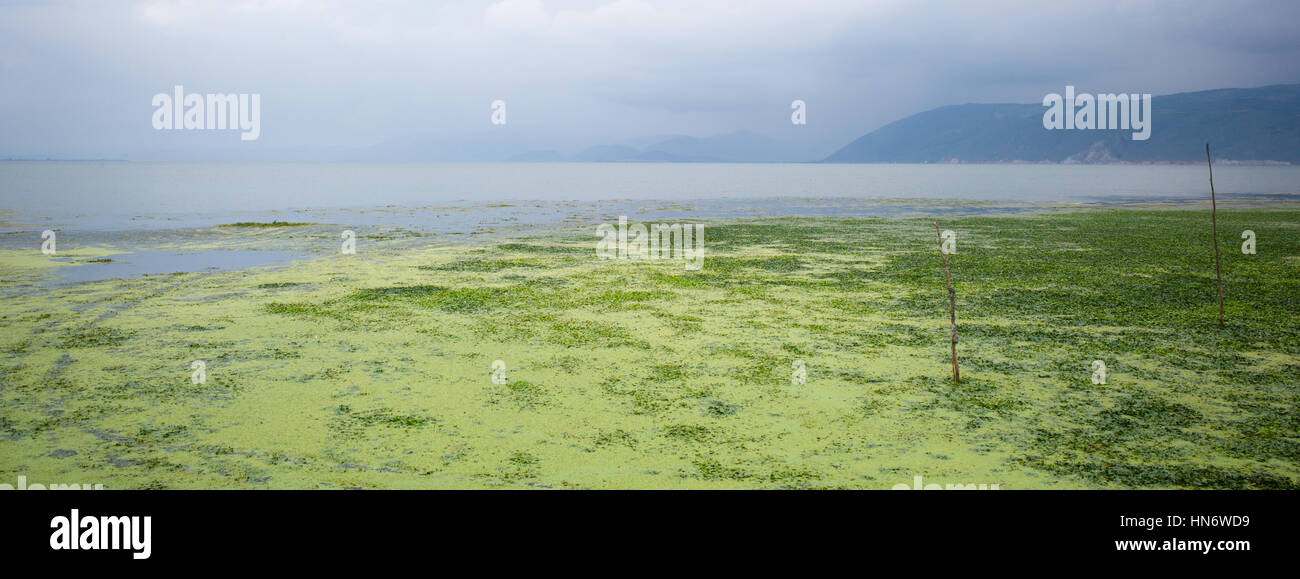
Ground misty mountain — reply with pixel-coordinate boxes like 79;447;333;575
641;131;801;162
567;144;716;162
506;150;567;162
823;84;1300;164
354;133;539;162
508;130;817;163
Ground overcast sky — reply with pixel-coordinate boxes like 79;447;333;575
2;0;1299;160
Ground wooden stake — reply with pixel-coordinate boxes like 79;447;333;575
1207;143;1224;328
935;221;960;382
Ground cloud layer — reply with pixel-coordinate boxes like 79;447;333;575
2;0;1298;160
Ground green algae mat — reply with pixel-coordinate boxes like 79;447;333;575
1;208;1297;489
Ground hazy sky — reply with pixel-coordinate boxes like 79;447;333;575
2;0;1299;160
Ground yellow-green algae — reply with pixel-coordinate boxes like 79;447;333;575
0;207;1297;489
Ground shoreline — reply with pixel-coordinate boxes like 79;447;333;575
5;196;1300;288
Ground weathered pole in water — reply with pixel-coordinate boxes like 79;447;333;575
1207;143;1224;328
934;221;960;382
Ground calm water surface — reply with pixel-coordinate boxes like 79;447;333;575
3;162;1299;229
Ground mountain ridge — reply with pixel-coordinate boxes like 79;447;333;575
822;84;1300;164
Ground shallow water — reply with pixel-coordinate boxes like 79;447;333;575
3;192;1296;285
3;161;1298;284
50;249;305;283
3;162;1300;230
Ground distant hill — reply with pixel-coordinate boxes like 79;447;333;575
505;149;566;162
641;130;796;162
567;144;718;163
510;131;815;163
823;84;1300;164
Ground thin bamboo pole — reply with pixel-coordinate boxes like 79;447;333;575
935;221;960;382
1207;143;1224;328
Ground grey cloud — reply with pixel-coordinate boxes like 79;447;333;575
0;0;1297;160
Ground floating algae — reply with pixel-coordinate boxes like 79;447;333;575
0;205;1296;489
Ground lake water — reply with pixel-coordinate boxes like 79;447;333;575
3;162;1300;230
3;162;1298;284
50;249;305;284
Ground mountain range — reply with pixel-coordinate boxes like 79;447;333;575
98;84;1294;164
502;84;1298;165
822;84;1300;164
507;130;822;163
